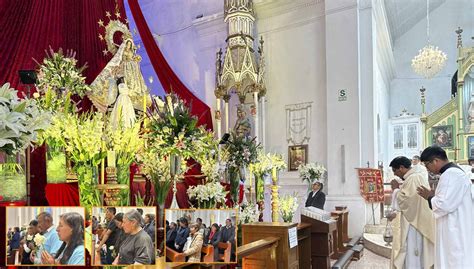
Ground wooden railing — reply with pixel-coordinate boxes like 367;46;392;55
166;237;280;269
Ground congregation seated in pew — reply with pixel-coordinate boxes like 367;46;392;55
165;209;237;263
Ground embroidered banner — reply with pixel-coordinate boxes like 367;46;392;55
357;168;384;203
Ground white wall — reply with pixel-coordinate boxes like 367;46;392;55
7;207;85;229
253;0;332;229
139;0;388;237
390;0;474;117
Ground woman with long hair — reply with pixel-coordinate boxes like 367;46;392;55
41;212;85;265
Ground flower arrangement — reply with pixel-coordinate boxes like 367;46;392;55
298;162;326;184
35;47;90;113
0;83;51;155
222;133;260;170
187;181;228;208
137;149;174;206
60;112;106;206
33;234;45;247
250;151;287;176
237;202;260;225
146;94;211;161
280;193;299;223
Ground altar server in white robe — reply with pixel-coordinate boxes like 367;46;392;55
418;146;474;269
389;156;435;269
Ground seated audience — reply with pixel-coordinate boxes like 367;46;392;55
176;223;203;263
174;217;190;252
220;218;236;261
166;222;177;249
204;223;222;261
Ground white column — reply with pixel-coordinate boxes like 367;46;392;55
253;91;259;143
216;98;222;139
261;96;266;149
225;100;230;133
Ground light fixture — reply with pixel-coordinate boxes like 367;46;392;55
411;0;447;79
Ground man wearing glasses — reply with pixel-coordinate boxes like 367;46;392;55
417;146;473;268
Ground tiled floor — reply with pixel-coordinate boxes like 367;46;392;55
347;249;390;269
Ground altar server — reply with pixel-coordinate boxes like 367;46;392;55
418;146;473;268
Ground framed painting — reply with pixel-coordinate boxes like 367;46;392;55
468;136;474;160
288;145;308;171
431;125;453;148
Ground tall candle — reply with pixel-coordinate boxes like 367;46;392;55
101;140;105;184
107;150;116;168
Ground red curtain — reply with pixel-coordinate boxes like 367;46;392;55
0;0;127;208
45;183;81;206
127;0;214;130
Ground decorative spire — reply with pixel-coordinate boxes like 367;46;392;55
455;27;463;48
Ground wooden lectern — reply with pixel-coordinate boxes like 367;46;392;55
301;215;337;269
242;222;299;269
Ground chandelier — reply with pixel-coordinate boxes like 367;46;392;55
411;0;447;79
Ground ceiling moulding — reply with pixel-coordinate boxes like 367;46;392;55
254;0;323;20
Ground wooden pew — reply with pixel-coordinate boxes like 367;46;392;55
167;237;279;269
217;242;231;262
201;245;214;263
238;236;279;269
166;246;186;262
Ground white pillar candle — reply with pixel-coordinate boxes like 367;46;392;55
225;101;230;133
253;91;259;143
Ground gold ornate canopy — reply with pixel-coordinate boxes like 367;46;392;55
422;28;474;163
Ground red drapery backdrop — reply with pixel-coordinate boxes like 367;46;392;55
127;0;213;130
0;0;128;209
128;0;215;208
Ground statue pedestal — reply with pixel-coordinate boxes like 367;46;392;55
97;184;128;206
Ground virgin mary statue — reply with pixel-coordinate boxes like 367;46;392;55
88;38;149;128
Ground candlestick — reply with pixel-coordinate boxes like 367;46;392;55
101;140;106;185
143;94;148;127
107;150;116;168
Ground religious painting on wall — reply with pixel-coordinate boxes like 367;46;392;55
431;125;453;148
288;145;308;171
468;136;474;159
357;168;384;203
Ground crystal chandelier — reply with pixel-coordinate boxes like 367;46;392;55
411;0;447;79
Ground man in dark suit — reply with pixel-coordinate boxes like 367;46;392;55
305;182;326;209
174;218;190;252
166;222;177;249
220;219;236;261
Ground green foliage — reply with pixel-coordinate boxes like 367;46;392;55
0;83;51;155
35;47;90;113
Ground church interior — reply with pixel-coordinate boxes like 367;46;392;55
0;0;473;268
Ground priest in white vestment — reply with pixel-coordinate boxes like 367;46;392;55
418;146;474;269
389;156;435;269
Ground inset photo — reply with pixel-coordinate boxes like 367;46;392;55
91;206;156;266
165;209;237;264
6;206;86;266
